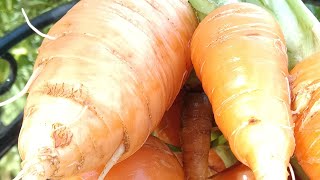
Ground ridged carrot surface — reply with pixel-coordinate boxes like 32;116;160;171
290;52;320;179
16;0;197;178
190;2;295;179
181;93;213;179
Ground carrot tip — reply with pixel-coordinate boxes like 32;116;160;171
0;66;43;107
98;143;125;180
21;8;56;40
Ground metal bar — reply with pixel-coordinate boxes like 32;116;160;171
0;112;23;158
0;0;78;55
0;53;18;95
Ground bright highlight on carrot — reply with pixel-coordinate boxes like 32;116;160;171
190;2;295;179
10;0;197;179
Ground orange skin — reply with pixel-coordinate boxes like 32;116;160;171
153;91;185;147
18;0;197;178
64;136;184;180
211;163;254;180
290;52;320;179
190;2;295;179
208;148;226;173
181;93;213;179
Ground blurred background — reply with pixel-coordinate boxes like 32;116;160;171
0;0;320;180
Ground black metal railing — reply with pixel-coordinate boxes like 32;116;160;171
0;0;78;158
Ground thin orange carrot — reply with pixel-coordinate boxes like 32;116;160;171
181;93;213;179
190;2;295;179
8;0;197;179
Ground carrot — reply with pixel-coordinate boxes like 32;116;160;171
181;93;213;179
7;0;197;179
290;52;320;179
208;148;227;173
153;91;185;147
64;136;184;180
211;163;255;180
190;2;295;179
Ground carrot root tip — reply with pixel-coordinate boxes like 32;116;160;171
21;8;56;40
98;143;125;180
0;66;43;107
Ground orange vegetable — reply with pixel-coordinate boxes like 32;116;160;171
208;148;227;173
153;91;185;147
290;52;320;179
211;163;254;180
64;136;184;180
181;93;213;179
190;2;295;179
13;0;197;179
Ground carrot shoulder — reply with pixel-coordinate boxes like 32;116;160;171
190;2;295;180
17;0;197;179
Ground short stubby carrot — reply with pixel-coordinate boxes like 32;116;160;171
15;0;197;179
290;52;320;179
190;2;295;179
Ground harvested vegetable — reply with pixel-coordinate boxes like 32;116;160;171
290;52;320;179
211;163;254;180
153;91;185;147
190;2;295;179
208;148;227;173
2;0;197;179
64;136;184;180
181;93;213;179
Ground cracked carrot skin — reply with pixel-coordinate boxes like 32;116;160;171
190;2;295;180
181;93;213;180
290;52;320;179
64;136;184;180
18;0;197;178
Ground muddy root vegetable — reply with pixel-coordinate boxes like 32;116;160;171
190;2;295;179
181;93;213;179
13;0;197;179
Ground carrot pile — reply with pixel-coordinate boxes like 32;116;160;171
2;0;320;179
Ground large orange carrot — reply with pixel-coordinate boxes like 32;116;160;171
290;52;320;179
181;93;213;179
64;136;184;180
12;0;197;179
190;2;295;179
